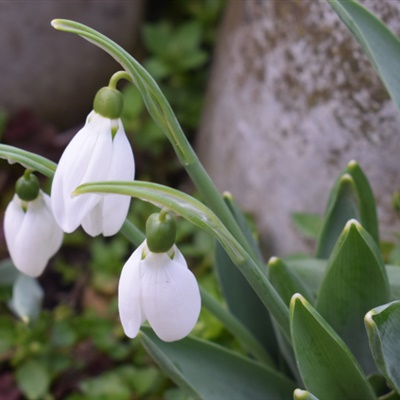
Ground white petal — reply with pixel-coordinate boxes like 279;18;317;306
118;241;146;338
7;193;63;277
141;251;201;342
81;121;135;237
4;195;25;259
41;192;64;257
101;122;135;236
51;112;113;232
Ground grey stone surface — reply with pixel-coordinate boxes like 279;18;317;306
197;0;400;256
0;0;144;127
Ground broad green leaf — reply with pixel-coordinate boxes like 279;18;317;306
293;389;319;400
267;257;314;383
345;161;379;243
74;180;291;341
199;287;274;366
365;301;400;393
8;273;43;323
327;0;400;111
15;359;50;400
316;174;359;258
316;161;379;257
290;294;376;400
0;144;56;177
268;257;314;305
316;220;390;374
214;193;279;361
286;258;400;301
291;213;323;240
140;327;296;400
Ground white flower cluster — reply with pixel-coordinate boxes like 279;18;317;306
4;99;200;341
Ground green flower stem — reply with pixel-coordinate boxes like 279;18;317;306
51;19;264;269
121;219;145;246
74;180;291;341
108;71;132;90
200;287;275;367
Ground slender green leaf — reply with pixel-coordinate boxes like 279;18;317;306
327;0;400;111
290;294;376;400
267;257;314;384
0;144;56;177
8;273;43;323
316;219;390;374
214;193;279;361
140;327;296;400
346;160;379;243
293;389;319;400
317;161;379;257
316;174;359;258
222;192;264;262
74;180;291;340
365;301;400;393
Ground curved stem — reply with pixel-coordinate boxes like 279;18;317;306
108;71;132;89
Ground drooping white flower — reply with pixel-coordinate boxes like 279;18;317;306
4;191;63;277
51;110;135;236
118;241;201;342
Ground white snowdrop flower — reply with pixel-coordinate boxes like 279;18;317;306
118;240;201;342
51;87;135;237
4;191;63;278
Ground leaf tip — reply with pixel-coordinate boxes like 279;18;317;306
51;19;61;29
344;218;361;232
293;388;308;399
222;191;233;200
290;293;306;309
267;256;280;268
347;159;359;169
364;310;376;327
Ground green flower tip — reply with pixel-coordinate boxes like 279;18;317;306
93;87;124;119
15;170;40;201
146;210;177;253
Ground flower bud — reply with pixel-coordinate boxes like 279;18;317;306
146;211;176;253
93;87;124;119
15;170;40;202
